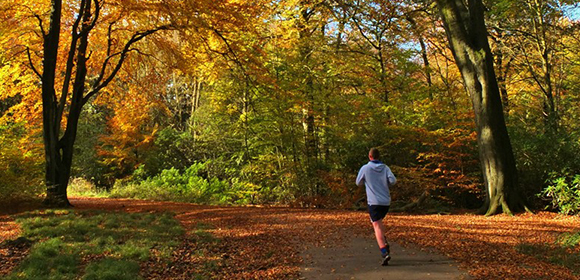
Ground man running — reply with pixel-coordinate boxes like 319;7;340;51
356;147;396;266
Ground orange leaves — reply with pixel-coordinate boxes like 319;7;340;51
96;77;166;176
388;212;580;279
34;197;580;279
4;198;580;279
0;0;45;127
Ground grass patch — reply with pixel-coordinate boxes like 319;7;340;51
3;209;186;279
516;231;580;274
67;178;110;198
558;231;580;248
193;222;219;244
83;258;141;280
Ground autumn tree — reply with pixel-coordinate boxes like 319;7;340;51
342;0;405;104
26;0;171;206
503;0;577;131
405;9;434;98
436;0;528;215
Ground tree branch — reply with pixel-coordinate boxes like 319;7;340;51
57;0;87;125
79;0;101;37
519;40;549;97
83;25;172;105
107;22;115;56
72;0;86;35
210;27;260;94
33;14;46;37
19;4;46;37
212;28;245;68
199;34;229;56
26;47;42;79
351;16;380;50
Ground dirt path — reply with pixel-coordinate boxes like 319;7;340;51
301;238;470;280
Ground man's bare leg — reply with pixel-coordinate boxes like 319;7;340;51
372;219;388;248
372;219;391;265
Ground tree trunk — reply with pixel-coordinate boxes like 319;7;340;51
190;77;201;139
377;48;390;104
495;47;510;115
492;29;512;116
407;15;433;99
42;0;71;207
418;36;433;95
44;0;93;207
298;2;318;162
436;0;528;215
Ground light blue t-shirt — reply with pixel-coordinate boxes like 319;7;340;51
356;160;396;206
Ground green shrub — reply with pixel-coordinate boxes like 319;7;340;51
510;127;580;207
541;172;580;215
68;177;109;197
137;127;198;178
110;162;258;205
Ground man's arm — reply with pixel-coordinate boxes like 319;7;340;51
386;167;396;186
356;167;365;187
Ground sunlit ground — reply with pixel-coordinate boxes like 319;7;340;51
1;198;579;279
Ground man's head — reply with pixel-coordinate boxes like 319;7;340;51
369;148;380;160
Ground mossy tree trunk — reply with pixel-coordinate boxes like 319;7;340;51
436;0;528;215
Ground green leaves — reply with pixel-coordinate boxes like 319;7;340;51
109;162;258;205
541;173;580;215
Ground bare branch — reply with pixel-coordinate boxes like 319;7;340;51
212;28;244;65
26;47;42;79
107;22;114;56
89;0;101;28
33;14;46;37
520;40;548;97
211;27;259;88
199;34;229;56
90;49;124;89
128;48;157;59
106;14;125;57
351;16;380;50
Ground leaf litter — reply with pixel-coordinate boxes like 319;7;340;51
1;197;579;279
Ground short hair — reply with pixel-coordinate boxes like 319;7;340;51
369;148;380;160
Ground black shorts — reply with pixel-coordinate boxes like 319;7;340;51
368;205;390;222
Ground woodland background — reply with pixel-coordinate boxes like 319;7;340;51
1;0;580;214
